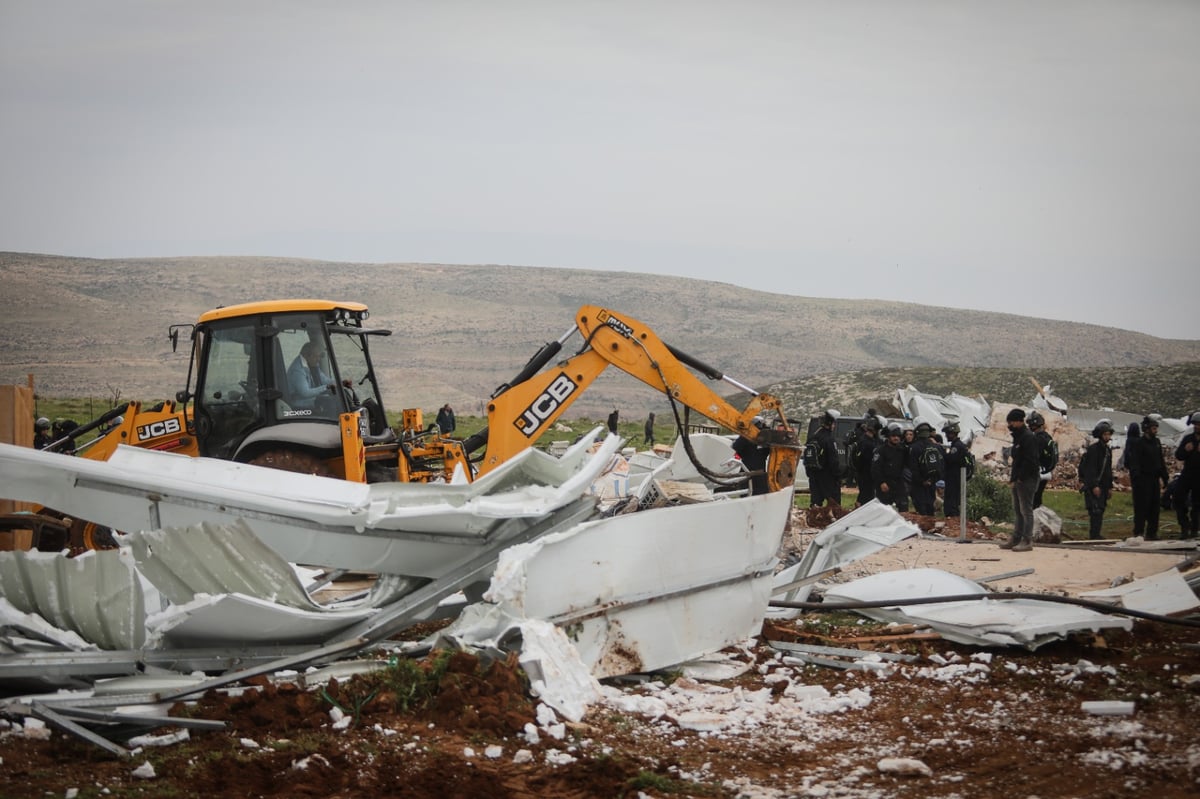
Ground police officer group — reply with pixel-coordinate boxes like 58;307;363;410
804;406;1200;545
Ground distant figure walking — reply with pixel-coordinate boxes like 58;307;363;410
436;404;456;435
643;412;655;447
607;409;619;435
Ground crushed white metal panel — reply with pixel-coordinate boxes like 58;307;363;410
441;489;793;679
768;500;920;618
823;568;1133;650
0;432;617;576
1;597;97;652
893;386;989;442
148;592;375;648
127;521;328;610
0;550;144;650
654;432;763;487
1079;570;1200;617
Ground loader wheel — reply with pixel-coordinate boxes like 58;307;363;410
80;521;120;551
247;448;336;477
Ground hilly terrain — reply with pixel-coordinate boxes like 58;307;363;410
1;252;1196;419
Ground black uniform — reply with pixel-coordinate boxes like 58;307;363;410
1127;431;1167;539
1175;431;1200;538
1079;439;1114;540
854;430;879;505
871;438;909;512
1032;429;1056;508
943;437;970;518
808;425;842;507
908;435;944;515
732;434;770;496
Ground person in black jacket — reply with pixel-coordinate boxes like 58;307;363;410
871;423;909;511
732;416;770;496
854;417;882;505
942;421;971;519
1128;414;1168;540
436;404;456;435
1079;419;1115;540
1003;408;1040;551
808;410;843;507
1028;411;1057;508
33;417;52;450
907;418;944;515
1175;412;1200;539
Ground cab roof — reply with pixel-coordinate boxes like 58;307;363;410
197;299;368;323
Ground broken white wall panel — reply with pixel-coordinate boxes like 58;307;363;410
148;592;375;648
768;500;920;618
459;489;792;679
0;549;144;650
1079;570;1200;617
0;433;617;577
822;568;1132;650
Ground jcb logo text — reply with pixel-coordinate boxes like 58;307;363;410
514;373;578;437
136;417;182;441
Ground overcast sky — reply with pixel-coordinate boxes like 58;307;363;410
2;1;1197;340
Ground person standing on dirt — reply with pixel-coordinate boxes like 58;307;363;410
436;404;456;435
807;410;843;507
1028;411;1058;508
1128;414;1167;540
907;418;944;516
607;409;619;435
871;423;909;512
1174;411;1200;539
942;421;972;519
853;416;882;505
1078;419;1115;541
643;412;656;448
1003;408;1039;551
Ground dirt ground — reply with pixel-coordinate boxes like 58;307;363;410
3;516;1199;799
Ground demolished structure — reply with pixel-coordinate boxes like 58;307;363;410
3;379;1197;759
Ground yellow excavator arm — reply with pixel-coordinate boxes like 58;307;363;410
464;305;799;492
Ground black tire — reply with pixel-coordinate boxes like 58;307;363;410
247;448;336;477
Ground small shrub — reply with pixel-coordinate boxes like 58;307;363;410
966;473;1013;523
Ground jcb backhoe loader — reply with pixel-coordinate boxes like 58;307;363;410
26;301;799;549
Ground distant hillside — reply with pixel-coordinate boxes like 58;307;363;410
1;252;1196;418
768;364;1200;421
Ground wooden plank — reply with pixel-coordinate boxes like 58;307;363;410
0;384;36;520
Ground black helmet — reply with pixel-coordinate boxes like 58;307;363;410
35;417;50;431
942;421;960;436
1092;419;1114;437
864;416;883;432
1141;414;1161;429
1027;410;1045;428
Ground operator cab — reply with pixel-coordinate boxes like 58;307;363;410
180;300;392;463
